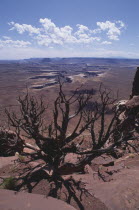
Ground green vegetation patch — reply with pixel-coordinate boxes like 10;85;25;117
0;177;17;190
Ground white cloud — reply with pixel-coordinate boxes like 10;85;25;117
3;36;11;40
38;18;77;45
8;19;125;47
9;22;40;35
0;38;31;48
38;19;102;46
95;20;125;40
75;24;101;44
75;24;90;35
8;18;104;47
101;41;112;45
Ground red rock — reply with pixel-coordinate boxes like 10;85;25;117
0;189;76;210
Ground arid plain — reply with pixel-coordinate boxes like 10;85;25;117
0;58;138;108
0;57;137;132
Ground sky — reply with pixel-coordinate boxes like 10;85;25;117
0;0;139;59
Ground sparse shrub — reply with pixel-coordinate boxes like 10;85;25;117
0;129;23;156
18;154;25;162
0;177;17;190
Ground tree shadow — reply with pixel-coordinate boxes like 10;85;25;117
15;163;50;193
84;101;114;114
71;89;97;96
48;175;88;210
15;164;88;210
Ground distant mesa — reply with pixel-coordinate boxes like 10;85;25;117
41;58;51;63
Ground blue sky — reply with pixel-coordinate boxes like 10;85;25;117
0;0;139;59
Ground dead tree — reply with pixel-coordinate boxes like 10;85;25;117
5;81;93;176
76;84;138;159
83;84;119;150
5;82;138;176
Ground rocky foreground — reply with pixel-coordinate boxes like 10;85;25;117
0;152;139;209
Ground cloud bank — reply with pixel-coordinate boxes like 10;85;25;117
0;18;128;59
0;38;31;48
8;18;125;47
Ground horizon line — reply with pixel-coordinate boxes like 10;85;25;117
1;56;139;61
